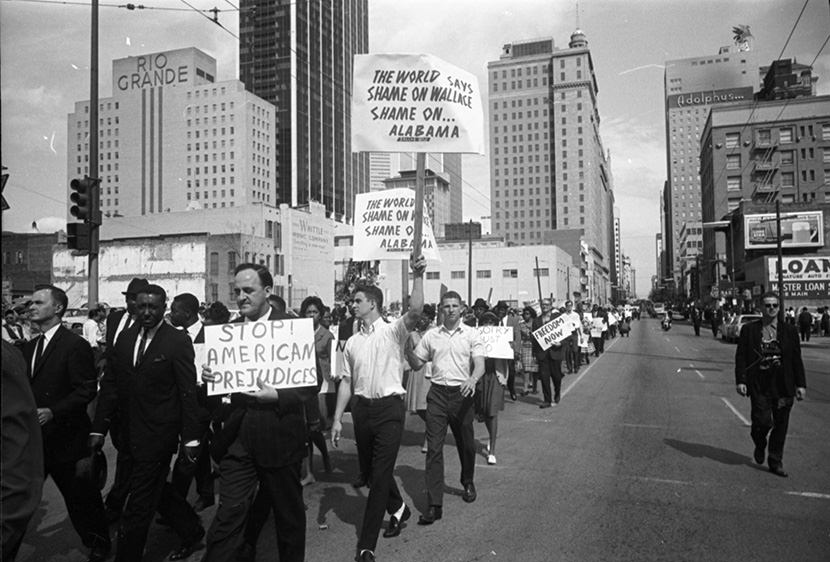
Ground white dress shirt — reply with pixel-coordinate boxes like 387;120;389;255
31;323;60;374
341;316;408;399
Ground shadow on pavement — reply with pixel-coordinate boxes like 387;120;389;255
663;438;753;467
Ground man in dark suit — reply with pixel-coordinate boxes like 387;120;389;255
169;292;215;512
103;277;148;522
736;291;807;478
202;263;315;562
1;340;44;561
90;284;204;561
23;285;110;561
531;299;565;408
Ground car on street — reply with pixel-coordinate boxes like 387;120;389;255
723;313;762;343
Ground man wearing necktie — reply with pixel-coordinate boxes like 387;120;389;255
102;277;149;522
90;284;204;561
23;285;110;562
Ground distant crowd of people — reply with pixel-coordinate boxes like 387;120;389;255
1;261;641;562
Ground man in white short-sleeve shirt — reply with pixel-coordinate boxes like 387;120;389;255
407;290;485;525
332;254;426;562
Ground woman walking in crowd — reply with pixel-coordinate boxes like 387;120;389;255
518;306;538;395
300;296;333;485
476;312;507;464
405;304;436;453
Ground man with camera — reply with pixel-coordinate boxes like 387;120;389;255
735;291;806;478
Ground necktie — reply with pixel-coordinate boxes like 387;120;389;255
33;335;45;374
135;330;148;367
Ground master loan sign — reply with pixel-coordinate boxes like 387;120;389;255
351;53;485;154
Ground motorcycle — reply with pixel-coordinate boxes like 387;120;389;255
661;316;672;331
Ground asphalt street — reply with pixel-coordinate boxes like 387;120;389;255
17;317;830;562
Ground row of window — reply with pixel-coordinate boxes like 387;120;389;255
421;267;551;281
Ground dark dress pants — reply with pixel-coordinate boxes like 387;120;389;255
116;455;201;562
505;360;516;396
351;395;406;552
105;423;133;514
565;340;579;372
203;440;305;562
538;357;562;405
424;384;476;507
43;447;110;552
750;393;793;468
171;434;214;502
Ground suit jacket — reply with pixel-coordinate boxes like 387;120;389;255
23;325;97;463
531;314;564;362
105;309;128;350
92;321;201;461
735;320;806;398
215;308;316;468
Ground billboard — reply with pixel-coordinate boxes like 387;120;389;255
744;211;824;250
666;87;754;109
767;256;830;299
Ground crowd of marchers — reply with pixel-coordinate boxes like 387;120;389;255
2;259;641;562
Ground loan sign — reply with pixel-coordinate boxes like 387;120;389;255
532;314;578;351
352;53;485;154
204;319;318;395
353;188;441;261
476;326;514;359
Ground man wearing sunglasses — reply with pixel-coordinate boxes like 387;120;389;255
735;292;806;478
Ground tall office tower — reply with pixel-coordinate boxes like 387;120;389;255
613;212;622;291
662;45;758;282
487;31;613;265
239;0;369;223
67;48;276;218
368;153;463;223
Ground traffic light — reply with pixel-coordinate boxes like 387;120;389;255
66;221;90;252
70;177;92;221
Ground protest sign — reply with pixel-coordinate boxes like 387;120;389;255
353;188;441;261
193;343;207;383
204;318;317;396
351;53;485;154
590;317;604;339
323;339;348;394
476;326;513;359
532;314;573;351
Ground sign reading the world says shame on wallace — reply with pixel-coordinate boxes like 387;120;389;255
353;188;441;261
204;319;317;396
351;53;485;154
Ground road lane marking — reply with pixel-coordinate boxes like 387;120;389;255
694;369;704;379
634;476;692;486
561;336;620;398
720;397;751;426
621;423;665;429
674;346;681;352
785;491;830;500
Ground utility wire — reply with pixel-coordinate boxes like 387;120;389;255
1;0;230;12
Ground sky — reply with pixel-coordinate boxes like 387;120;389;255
1;0;829;296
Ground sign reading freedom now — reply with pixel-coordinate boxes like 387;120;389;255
351;53;485;154
532;314;578;351
204;319;318;396
353;188;441;261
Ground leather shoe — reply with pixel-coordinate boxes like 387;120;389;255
168;526;205;560
382;505;410;538
753;446;765;465
510;392;518;401
87;544;110;562
554;391;561;404
769;465;788;478
352;475;369;488
355;550;375;562
417;505;443;525
462;483;477;503
539;402;552;409
193;495;214;512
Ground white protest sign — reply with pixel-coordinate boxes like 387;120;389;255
352;53;485;154
590;317;604;339
193;343;207;383
476;326;513;359
324;339;348;393
353;188;441;261
532;314;572;351
204;319;317;396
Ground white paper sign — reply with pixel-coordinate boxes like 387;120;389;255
532;314;573;351
353;188;441;261
476;326;513;359
204;319;318;395
193;343;207;383
325;339;348;392
351;53;485;154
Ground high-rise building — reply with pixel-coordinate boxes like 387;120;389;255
382;169;452;238
487;31;614;298
239;0;369;222
663;45;758;282
67;48;276;218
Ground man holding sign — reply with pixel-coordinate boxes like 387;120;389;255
531;299;566;408
202;263;316;562
331;254;426;562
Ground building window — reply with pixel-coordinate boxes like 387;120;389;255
533;268;549;277
781;150;794;165
502;269;518;278
726;176;742;191
450;271;465;279
228;251;236;272
726;154;741;170
779;128;793;143
823;148;830;164
781;172;794;187
476;270;491;279
209;252;219;276
426;271;440;280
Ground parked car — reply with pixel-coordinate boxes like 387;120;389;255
723;314;762;343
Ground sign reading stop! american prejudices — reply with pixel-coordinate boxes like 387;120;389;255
204;319;318;395
532;314;578;351
476;326;513;359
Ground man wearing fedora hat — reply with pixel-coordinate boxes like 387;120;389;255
102;277;148;522
465;298;489;327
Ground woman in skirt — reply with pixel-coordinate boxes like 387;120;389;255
518;306;539;394
405;304;435;452
476;312;507;465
